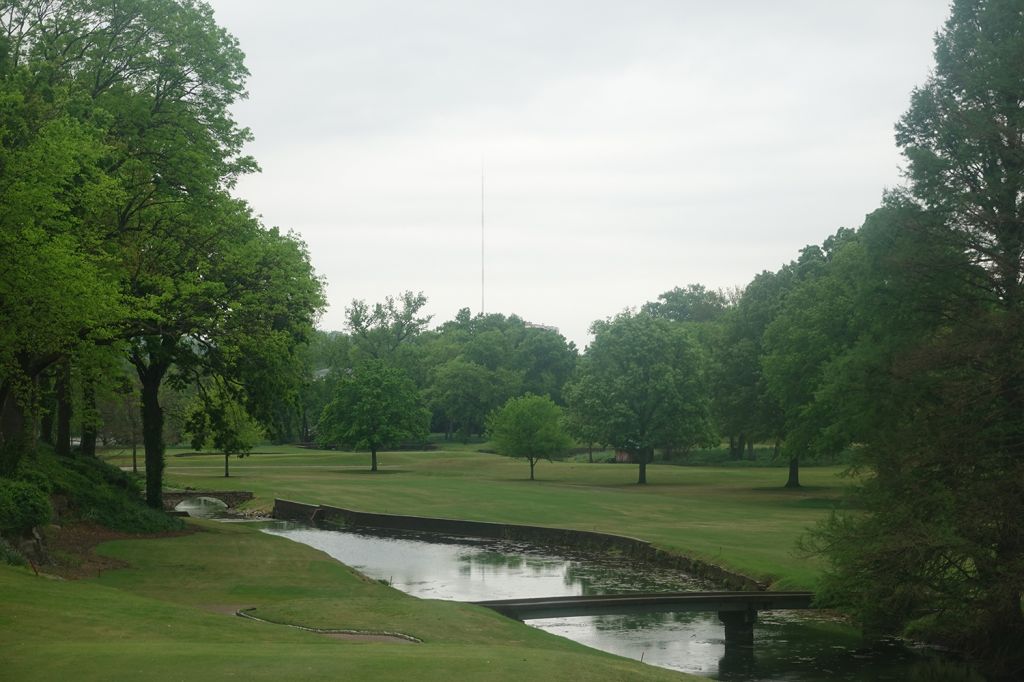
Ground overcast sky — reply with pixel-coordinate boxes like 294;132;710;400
206;1;952;348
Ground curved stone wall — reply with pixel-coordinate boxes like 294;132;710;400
272;498;765;591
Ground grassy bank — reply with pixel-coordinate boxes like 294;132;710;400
1;519;692;680
106;443;848;589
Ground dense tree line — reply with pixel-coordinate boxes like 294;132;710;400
304;297;579;448
0;0;323;507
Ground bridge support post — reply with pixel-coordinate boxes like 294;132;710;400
718;609;757;645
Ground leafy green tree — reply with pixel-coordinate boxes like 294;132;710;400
567;312;714;484
0;68;123;469
811;2;1024;671
429;358;519;440
487;394;571;480
562;381;605;463
644;283;743;461
347;291;431;363
421;309;576;440
185;384;264;478
317;361;429;472
762;229;860;487
0;2;324;509
128;199;322;507
641;284;730;324
515;327;578;403
715;269;794;461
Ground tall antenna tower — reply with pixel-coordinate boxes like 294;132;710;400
480;159;485;316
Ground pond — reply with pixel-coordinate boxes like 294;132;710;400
261;522;978;681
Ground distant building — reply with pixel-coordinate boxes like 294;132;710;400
525;321;559;334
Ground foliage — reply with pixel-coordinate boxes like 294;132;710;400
429;357;520;440
0;536;26;566
809;1;1024;673
347;290;431;363
562;380;606;460
566;311;714;484
14;447;181;533
424;310;577;439
185;383;264;476
316;360;430;471
761;229;862;486
641;283;731;323
0;1;324;504
486;394;571;480
0;479;51;536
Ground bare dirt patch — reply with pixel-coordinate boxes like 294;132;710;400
41;522;196;580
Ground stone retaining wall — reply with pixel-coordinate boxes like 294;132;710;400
272;498;764;591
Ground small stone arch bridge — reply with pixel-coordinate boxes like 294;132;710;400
162;490;254;511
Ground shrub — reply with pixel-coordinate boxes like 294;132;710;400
14;448;182;534
0;479;52;535
0;536;27;566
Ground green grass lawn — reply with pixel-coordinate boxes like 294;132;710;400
106;443;849;589
2;445;851;681
1;519;692;680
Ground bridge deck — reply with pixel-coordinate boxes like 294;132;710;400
472;591;814;620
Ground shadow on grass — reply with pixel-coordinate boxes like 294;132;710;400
329;469;410;475
522;479;704;489
747;485;834;494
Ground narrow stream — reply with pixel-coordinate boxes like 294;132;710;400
260;522;977;681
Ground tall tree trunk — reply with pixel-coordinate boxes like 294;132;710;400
224;452;229;477
371;447;378;472
55;359;72;457
637;447;649;484
38;372;54;446
587;442;593;463
529;458;535;480
746;438;754;460
734;433;746;461
138;363;168;509
80;376;97;457
785;455;801;488
729;435;737;459
0;389;28;475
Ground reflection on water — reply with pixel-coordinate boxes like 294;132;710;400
261;522;978;681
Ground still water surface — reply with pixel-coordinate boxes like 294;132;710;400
261;522;969;681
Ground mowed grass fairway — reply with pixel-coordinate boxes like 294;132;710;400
111;444;847;589
1;446;848;681
0;519;692;681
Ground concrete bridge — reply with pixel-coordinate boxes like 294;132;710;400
473;591;815;644
162;490;254;511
